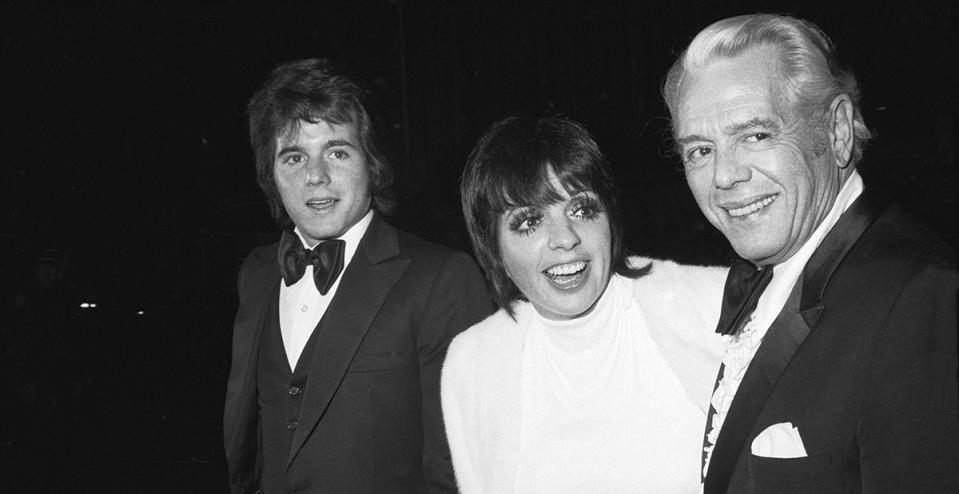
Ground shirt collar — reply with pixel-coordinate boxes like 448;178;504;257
774;170;864;276
750;170;864;331
293;209;374;269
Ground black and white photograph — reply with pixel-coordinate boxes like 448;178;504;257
3;1;956;492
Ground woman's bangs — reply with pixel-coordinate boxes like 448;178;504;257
486;161;585;212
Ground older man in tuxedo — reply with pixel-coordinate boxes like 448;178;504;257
664;13;959;493
223;58;492;494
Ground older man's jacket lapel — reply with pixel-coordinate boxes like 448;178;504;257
287;215;410;467
798;191;889;315
704;191;889;494
704;282;813;493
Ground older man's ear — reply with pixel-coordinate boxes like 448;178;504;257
828;93;855;169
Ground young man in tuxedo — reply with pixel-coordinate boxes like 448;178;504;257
223;58;492;494
664;14;959;493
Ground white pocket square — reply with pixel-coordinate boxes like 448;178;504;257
750;422;808;458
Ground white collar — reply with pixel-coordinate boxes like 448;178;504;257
751;170;864;331
293;209;374;269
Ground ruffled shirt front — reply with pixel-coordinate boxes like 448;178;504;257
703;172;864;475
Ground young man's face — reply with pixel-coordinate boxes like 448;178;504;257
273;120;371;246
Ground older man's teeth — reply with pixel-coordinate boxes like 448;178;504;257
727;196;776;217
307;199;334;207
545;261;587;279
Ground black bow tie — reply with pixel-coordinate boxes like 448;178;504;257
715;259;773;336
277;230;346;295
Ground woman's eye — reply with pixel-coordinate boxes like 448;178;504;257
517;217;541;233
571;198;601;219
508;211;542;235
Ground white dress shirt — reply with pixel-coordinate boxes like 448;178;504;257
278;210;373;370
703;171;864;476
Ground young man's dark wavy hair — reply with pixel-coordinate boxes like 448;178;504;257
247;58;395;224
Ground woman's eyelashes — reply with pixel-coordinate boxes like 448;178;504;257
570;195;602;220
505;195;604;236
507;208;542;235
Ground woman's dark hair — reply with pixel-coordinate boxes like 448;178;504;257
247;58;395;224
460;116;648;316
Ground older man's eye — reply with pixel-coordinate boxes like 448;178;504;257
684;146;712;167
745;132;771;143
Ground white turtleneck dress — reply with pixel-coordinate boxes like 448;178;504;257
442;258;727;494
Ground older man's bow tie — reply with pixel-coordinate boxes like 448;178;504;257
715;259;773;336
278;230;345;295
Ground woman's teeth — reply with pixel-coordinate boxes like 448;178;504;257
545;261;587;279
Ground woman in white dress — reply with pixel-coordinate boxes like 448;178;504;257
443;116;727;493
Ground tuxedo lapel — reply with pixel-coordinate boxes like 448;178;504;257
704;283;812;493
800;190;889;314
287;215;410;466
224;248;281;465
705;190;890;493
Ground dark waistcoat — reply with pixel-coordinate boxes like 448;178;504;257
256;300;324;494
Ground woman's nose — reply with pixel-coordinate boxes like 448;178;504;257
547;218;581;250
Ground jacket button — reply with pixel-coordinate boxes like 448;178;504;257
288;385;301;396
287;420;298;430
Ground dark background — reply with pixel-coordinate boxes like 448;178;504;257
2;0;956;491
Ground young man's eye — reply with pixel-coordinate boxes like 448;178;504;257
282;154;306;166
329;149;350;160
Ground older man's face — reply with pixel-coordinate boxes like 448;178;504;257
674;46;843;266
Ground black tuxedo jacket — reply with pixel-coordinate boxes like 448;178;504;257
705;192;959;493
223;215;493;494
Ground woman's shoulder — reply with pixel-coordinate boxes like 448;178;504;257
624;256;729;413
447;305;529;364
624;255;728;350
628;255;728;278
443;305;529;405
627;255;727;300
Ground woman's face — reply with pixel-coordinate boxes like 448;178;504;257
497;171;612;320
